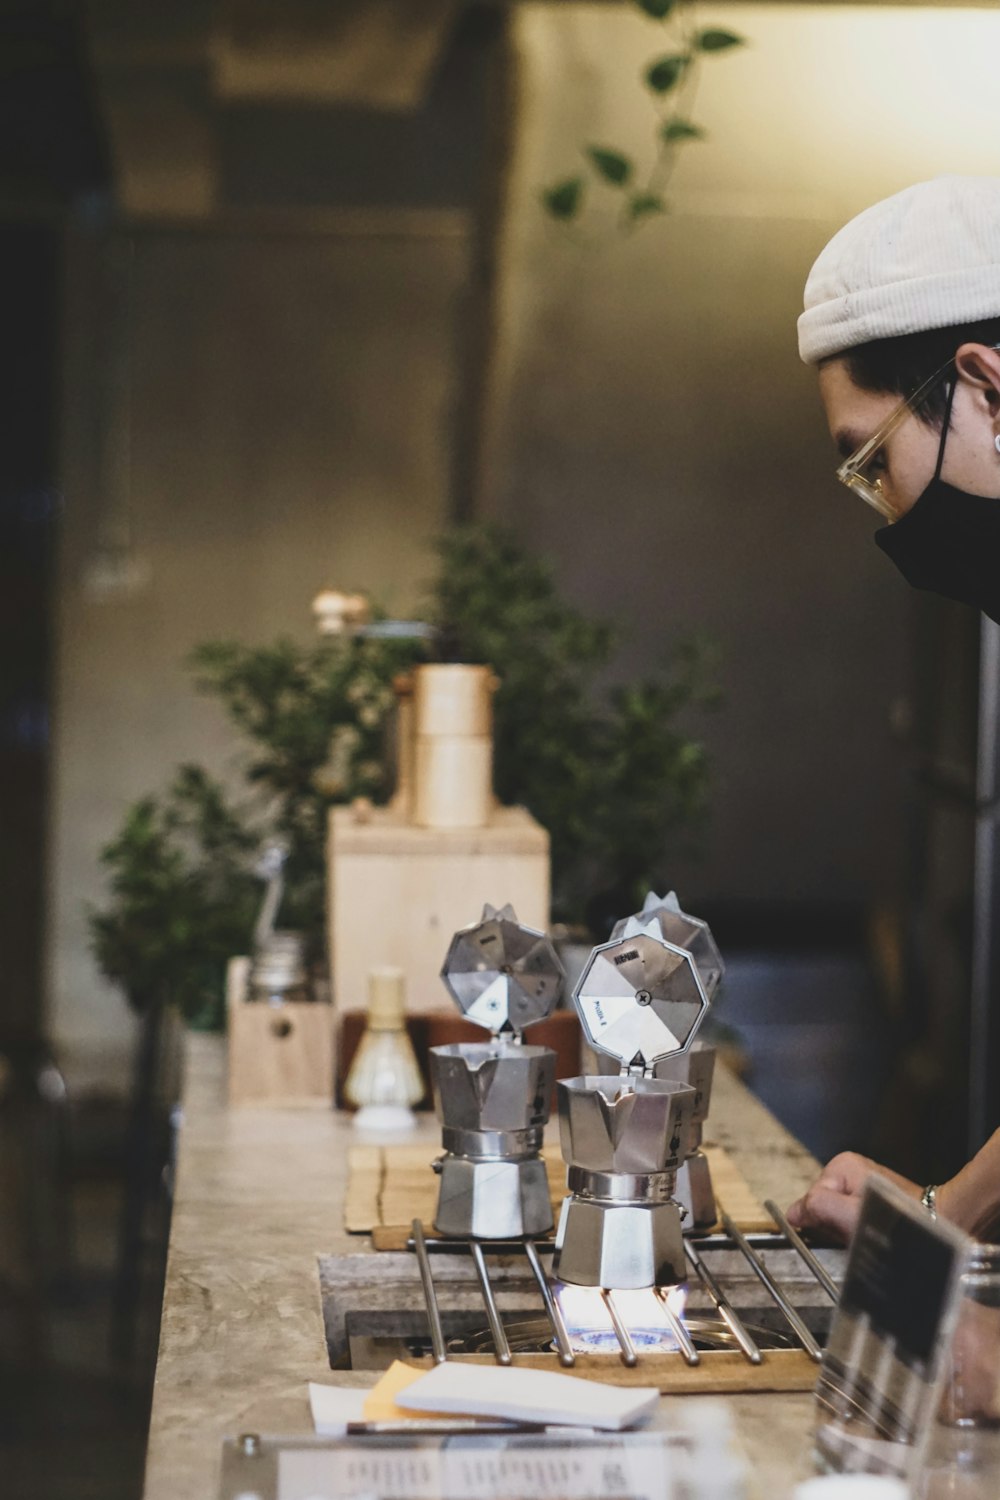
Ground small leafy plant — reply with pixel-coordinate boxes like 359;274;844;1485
89;633;424;1023
188;632;423;937
88;766;261;1028
542;0;745;234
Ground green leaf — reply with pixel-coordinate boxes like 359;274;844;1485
542;176;584;220
661;118;706;143
696;29;744;51
586;146;633;187
645;54;689;93
628;192;667;220
634;0;675;18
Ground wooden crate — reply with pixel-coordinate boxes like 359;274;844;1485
328;803;550;1014
226;957;335;1107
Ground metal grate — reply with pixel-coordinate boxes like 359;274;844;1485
407;1202;840;1373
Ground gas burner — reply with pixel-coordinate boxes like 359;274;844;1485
452;1313;800;1359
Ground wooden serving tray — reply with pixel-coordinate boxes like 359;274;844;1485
400;1349;819;1394
345;1141;777;1247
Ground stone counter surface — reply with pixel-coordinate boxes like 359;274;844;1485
142;1034;826;1500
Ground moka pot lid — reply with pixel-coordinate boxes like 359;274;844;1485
440;903;566;1037
611;890;725;1001
573;917;709;1071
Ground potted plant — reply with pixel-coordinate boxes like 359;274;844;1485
89;523;717;1026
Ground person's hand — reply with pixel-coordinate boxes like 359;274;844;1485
786;1152;921;1244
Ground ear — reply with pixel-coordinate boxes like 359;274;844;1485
955;343;1000;423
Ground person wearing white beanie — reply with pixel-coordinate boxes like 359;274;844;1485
786;175;1000;1245
800;174;1000;621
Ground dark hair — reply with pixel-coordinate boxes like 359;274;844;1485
827;318;1000;427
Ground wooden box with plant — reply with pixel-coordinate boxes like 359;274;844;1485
89;523;717;1038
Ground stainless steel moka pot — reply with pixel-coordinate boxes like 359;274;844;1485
592;1041;719;1232
607;892;725;1232
430;904;565;1239
654;1042;717;1231
553;916;708;1288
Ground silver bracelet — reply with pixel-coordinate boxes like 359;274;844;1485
920;1183;938;1219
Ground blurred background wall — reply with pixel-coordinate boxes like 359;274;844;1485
45;2;496;1072
53;225;467;1066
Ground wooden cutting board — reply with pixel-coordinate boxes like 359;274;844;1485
345;1141;777;1247
396;1349;819;1394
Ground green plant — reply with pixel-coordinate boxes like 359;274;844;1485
89;634;424;1024
188;632;423;936
427;524;718;929
542;0;745;234
88;766;261;1028
89;524;717;1024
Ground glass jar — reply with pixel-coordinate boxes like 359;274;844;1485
248;931;310;1005
920;1245;1000;1500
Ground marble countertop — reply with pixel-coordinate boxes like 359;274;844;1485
142;1033;826;1500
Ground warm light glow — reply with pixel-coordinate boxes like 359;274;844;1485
554;1281;688;1354
518;6;1000;218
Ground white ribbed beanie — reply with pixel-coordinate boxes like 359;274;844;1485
798;175;1000;365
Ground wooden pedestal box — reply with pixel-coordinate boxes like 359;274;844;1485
226;957;335;1106
328;804;550;1014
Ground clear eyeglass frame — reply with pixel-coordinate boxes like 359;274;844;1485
835;342;1000;523
835;357;955;523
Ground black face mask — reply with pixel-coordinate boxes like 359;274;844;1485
874;379;1000;624
875;480;1000;625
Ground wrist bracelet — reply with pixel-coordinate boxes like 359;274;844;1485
920;1183;938;1219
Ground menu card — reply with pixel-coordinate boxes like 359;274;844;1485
814;1177;970;1478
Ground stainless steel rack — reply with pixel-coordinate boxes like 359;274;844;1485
407;1213;840;1372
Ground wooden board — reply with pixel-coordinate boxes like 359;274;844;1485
345;1141;777;1245
700;1141;774;1232
399;1349;819;1394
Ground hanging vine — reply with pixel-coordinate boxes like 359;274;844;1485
541;0;745;234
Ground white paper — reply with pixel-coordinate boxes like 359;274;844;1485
308;1381;369;1436
394;1362;659;1431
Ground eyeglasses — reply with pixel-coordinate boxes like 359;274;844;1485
835;356;955;522
835;343;1000;522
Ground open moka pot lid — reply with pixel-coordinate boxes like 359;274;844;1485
440;903;565;1037
611;890;724;1002
573;916;709;1073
